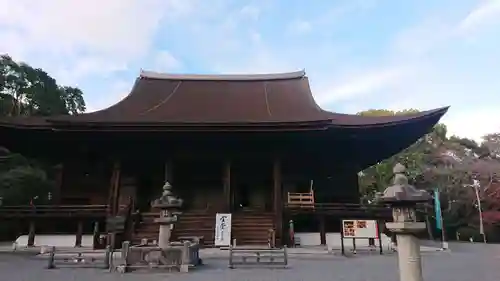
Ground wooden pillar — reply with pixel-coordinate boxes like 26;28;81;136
113;163;121;215
53;164;64;204
92;222;100;249
75;220;83;247
273;158;282;246
164;160;173;183
107;161;121;216
105;161;120;250
223;160;231;212
27;221;35;247
319;215;326;245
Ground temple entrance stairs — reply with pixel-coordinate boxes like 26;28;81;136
171;211;216;246
131;212;159;245
132;210;279;247
231;211;276;246
132;211;215;246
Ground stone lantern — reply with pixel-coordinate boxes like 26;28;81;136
379;163;431;281
151;181;183;249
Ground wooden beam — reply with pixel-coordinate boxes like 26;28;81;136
223;160;231;212
75;220;83;247
319;215;326;245
273;158;282;246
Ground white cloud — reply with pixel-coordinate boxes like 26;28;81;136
153;51;183;72
239;5;260;21
86;80;132;113
55;57;128;86
315;67;410;104
0;0;156;56
0;0;194;82
388;4;500;141
391;20;453;57
313;3;500;141
288;20;312;34
443;107;500;143
212;49;297;74
458;0;500;33
249;30;262;43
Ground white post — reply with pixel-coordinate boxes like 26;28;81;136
472;180;486;243
180;241;190;273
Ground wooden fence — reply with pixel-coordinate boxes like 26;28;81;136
228;246;288;269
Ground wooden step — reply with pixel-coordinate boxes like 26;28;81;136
132;211;277;247
230;213;276;245
231;223;274;227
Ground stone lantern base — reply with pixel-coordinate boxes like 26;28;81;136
386;222;426;232
154;217;177;249
386;222;426;281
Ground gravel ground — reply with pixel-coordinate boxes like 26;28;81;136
0;242;498;281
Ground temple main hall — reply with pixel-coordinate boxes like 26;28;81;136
0;70;448;247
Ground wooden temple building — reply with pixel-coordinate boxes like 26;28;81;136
0;70;448;247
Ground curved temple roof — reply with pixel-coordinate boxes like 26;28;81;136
0;70;448;130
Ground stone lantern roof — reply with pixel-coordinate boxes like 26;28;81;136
380;163;431;206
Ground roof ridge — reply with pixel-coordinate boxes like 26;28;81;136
139;69;306;81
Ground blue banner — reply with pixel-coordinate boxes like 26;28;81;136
434;188;442;230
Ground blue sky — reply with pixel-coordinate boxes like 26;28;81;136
1;0;499;141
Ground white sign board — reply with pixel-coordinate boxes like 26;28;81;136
214;213;232;247
342;220;378;239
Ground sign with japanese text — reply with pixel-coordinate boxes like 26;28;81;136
342;219;378;239
214;213;232;246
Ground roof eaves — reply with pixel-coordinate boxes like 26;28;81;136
139;69;306;81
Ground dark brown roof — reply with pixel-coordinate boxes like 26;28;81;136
0;116;51;128
0;70;449;130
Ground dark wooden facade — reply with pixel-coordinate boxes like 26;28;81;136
0;70;448;246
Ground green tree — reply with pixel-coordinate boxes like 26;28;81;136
357;109;446;199
431;136;500;239
0;54;86;116
0;54;87;205
357;108;500;240
482;133;500;159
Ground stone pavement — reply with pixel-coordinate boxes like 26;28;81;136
0;242;498;281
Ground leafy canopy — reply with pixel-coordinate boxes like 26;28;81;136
0;54;87;204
